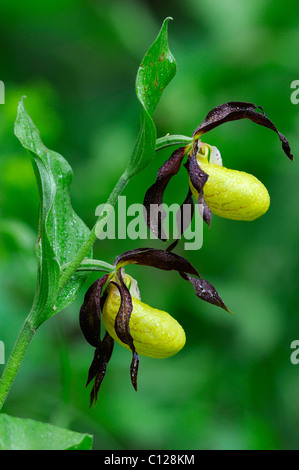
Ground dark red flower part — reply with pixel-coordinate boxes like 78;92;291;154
143;146;189;240
87;332;114;406
180;273;230;312
111;269;140;391
79;275;114;406
115;246;198;275
79;275;109;348
114;247;229;312
192;102;293;161
185;148;212;226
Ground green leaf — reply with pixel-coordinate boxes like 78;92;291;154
126;17;177;178
0;414;93;450
136;17;176;116
14;98;92;326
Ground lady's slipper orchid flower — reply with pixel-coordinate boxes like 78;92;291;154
189;143;271;221
144;102;293;240
102;274;186;359
79;247;228;405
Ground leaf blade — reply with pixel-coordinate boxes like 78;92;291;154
136;16;176;117
0;414;93;450
14;98;92;324
126;17;177;178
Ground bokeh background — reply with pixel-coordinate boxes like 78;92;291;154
0;0;299;450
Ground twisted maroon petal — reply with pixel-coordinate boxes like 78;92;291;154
114;247;199;277
143;146;188;240
180;272;230;312
112;270;134;351
187;151;212;226
192;101;293;160
79;274;109;348
112;269;140;391
114;248;229;312
88;332;114;406
130;351;140;392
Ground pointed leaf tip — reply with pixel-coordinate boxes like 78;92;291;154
126;18;177;179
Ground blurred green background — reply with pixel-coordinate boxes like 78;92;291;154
0;0;299;450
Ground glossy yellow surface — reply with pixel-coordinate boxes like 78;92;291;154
190;153;270;221
102;280;186;358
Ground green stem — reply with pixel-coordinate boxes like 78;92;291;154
0;316;36;410
62;259;115;273
156;134;193;151
75;259;115;273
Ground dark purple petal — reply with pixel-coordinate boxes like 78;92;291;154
79;274;116;405
199;197;213;227
86;349;101;388
79;274;109;348
114;247;199;277
192;101;293;160
164;189;195;252
130;351;140;392
181;272;230;312
89;332;114;406
111;270;141;392
86;332;114;387
143;146;187;240
187;151;212;226
176;188;195;238
112;270;135;351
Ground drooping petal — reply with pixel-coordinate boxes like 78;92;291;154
192;101;293;160
115;248;229;312
79;274;116;405
86;349;102;388
112;270;134;351
88;332;114;406
165;188;195;253
180;273;230;312
114;247;199;277
110;270;141;391
79;274;110;348
143;146;187;240
130;351;140;392
86;332;114;387
175;188;195;239
187;150;212;226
